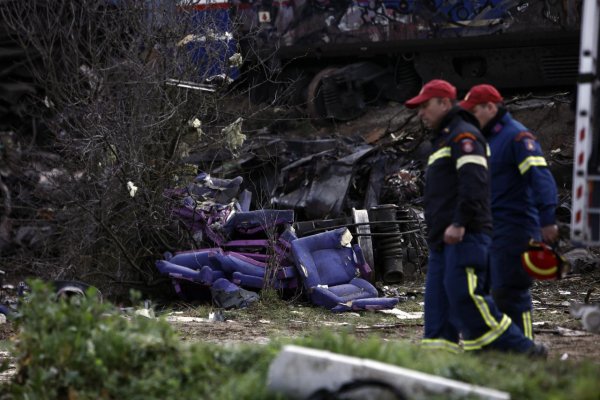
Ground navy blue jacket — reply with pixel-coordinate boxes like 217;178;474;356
481;107;557;244
424;107;493;250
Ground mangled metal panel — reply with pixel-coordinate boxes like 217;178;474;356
239;0;581;49
233;0;581;96
273;145;375;219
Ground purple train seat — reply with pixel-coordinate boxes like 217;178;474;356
171;201;232;246
155;260;225;285
155;248;227;296
290;228;398;312
273;226;298;265
211;251;299;290
165;248;223;270
217;231;298;281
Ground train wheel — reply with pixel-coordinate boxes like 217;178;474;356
306;67;339;120
307;66;367;121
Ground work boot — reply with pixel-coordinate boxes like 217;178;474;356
526;342;548;359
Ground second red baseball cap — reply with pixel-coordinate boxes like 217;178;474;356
459;84;503;110
405;79;457;109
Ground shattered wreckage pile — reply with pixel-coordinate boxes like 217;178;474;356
153;94;587;313
153;111;434;311
156;171;412;312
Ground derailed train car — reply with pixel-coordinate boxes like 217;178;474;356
232;0;581;120
0;1;583;127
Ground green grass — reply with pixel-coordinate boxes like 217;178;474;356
2;281;599;400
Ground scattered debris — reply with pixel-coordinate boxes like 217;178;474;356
158;168;415;311
570;303;600;333
53;280;100;301
562;248;598;274
535;326;592;337
378;309;423;320
0;278;101;317
209;310;225;322
134;308;155;319
221;117;246;152
355;323;407;331
127;181;138;198
209;278;259;310
165;315;211;323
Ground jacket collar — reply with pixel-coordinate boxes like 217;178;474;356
482;106;508;137
435;106;480;137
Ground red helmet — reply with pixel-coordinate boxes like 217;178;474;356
521;240;569;280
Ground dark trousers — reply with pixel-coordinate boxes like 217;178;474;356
490;232;535;339
423;233;533;353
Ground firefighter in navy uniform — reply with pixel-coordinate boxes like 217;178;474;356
460;84;559;339
405;79;544;355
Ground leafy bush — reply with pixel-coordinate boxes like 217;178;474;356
3;281;281;400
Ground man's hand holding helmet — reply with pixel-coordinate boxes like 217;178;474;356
521;240;569;280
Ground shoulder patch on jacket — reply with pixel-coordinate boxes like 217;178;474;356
453;132;477;142
514;131;537;142
460;139;475;153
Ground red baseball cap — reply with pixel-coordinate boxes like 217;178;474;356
405;79;457;109
459;84;503;110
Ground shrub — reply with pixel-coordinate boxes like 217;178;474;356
3;280;281;400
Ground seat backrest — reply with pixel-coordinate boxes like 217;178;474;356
165;248;223;270
291;228;359;288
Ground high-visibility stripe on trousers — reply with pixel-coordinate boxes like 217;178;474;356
423;233;534;353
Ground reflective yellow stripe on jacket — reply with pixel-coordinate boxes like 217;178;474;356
456;155;487;170
428;146;451;166
518;156;547;174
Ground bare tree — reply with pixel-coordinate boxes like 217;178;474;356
0;0;251;297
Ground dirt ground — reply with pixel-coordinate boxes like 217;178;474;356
2;272;597;363
159;268;600;362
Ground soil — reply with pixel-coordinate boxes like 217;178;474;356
161;270;600;362
2;272;597;363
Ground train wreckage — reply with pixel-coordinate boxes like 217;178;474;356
232;0;581;120
156;139;428;310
